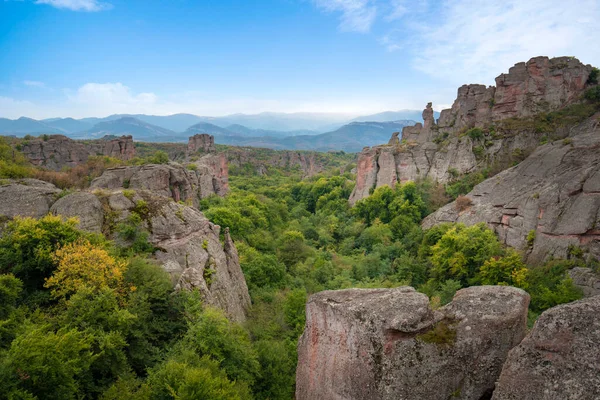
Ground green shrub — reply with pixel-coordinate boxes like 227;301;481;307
417;319;457;346
587;67;599;85
466;127;483;140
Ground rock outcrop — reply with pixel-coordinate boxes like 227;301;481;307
90;158;228;206
21;135;135;170
0;179;61;219
296;285;530;400
0;175;247;322
349;56;594;205
492;295;600;400
568;267;600;297
422;114;600;263
225;147;329;177
187;134;216;154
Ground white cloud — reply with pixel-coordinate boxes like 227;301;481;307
313;0;377;33
400;0;600;85
35;0;111;12
67;82;158;113
23;80;46;88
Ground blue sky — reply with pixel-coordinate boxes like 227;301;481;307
1;0;599;118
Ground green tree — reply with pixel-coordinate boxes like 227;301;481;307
429;223;503;285
1;326;95;400
0;215;84;301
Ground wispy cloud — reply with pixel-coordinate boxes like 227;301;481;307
384;0;600;85
67;82;158;111
35;0;111;12
313;0;377;33
23;80;46;88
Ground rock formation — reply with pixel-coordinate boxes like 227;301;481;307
296;285;530;400
0;179;61;219
187;133;216;154
492;295;600;400
568;267;600;297
349;56;594;205
90;158;228;207
21;135;135;170
225;147;328;177
422;114;600;263
0;173;246;322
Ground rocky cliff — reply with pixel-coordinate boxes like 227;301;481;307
90;158;228;207
492;295;600;400
187;133;216;154
21;134;136;170
349;56;594;205
422;114;600;263
296;286;530;400
0;174;248;322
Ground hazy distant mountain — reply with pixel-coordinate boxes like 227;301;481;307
42;118;94;133
213;120;415;152
184;122;236;136
225;124;317;137
0;117;62;135
352;110;440;123
198;112;355;132
77;117;178;141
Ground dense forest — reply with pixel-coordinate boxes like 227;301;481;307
0;135;596;399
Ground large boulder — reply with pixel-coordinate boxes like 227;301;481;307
422;115;600;262
187;134;216;154
492;296;600;400
296;285;530;400
50;192;104;232
0;179;61;219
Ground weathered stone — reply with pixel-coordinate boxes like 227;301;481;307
0;179;61;219
422;115;600;262
348;147;379;205
149;200;250;322
296;285;530;400
187;134;216;154
492;296;600;400
225;147;327;177
50;192;104;232
21;135;135;170
349;56;594;204
90;161;229;207
568;267;600;297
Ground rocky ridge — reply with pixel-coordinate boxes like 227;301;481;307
296;285;530;400
349;56;594;205
0;175;248;322
422;114;600;263
21;134;136;170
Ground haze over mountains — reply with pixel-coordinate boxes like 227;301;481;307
0;109;439;152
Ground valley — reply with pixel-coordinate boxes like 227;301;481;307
0;56;599;400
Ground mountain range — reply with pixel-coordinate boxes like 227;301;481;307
0;110;436;152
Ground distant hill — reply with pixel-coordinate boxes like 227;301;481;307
0;117;62;135
212;120;415;152
76;117;179;141
353;109;440;123
42;118;94;133
184;122;236;137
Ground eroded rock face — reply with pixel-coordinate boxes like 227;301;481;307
50;192;104;233
422;115;600;263
349;56;594;204
492;296;600;400
568;267;600;297
90;160;229;207
0;179;61;219
296;285;530;400
0;178;250;322
21;135;135;170
225;147;327;177
187;134;216;154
